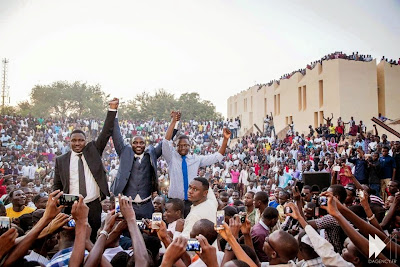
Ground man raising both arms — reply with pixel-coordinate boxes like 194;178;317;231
162;111;231;216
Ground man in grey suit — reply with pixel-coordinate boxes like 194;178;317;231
111;100;179;219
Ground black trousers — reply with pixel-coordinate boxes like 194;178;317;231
87;199;102;243
63;198;101;243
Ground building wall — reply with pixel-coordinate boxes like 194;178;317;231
227;59;400;137
377;61;400;120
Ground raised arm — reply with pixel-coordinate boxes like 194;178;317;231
3;190;64;266
218;128;231;156
165;111;180;141
323;192;395;262
112;115;126;157
95;98;118;154
120;196;150;266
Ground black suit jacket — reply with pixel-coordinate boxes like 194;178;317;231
53;111;116;200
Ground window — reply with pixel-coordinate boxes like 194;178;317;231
274;95;277;115
278;94;281;115
319;111;324;126
314;112;318;128
302;86;307;110
319;80;323;108
244;98;247;112
298;87;302;110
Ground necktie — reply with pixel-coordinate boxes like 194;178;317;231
182;155;188;200
77;154;87;197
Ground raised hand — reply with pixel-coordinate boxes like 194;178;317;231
0;228;18;258
284;202;302;221
39;213;71;238
103;210;118;233
71;195;89;222
196;234;218;267
240;217;251;236
215;222;234;242
43;190;64;221
109;98;119;109
119;195;136;222
155;220;168;240
161;236;187;266
229;215;241;239
223;128;231;139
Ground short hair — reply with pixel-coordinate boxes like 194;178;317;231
33;193;47;204
254;191;269;204
302;185;312;191
223;206;239;217
262;207;279;220
246;191;255;197
220;191;229;198
177;135;189;141
70;129;86;138
233;200;244;206
111;251;129;267
193;177;209;190
166;198;184;215
192;219;218;244
382;146;390;151
329;184;347;203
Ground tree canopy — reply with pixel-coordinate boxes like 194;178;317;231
12;82;222;121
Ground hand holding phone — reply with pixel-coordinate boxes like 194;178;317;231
152;212;162;229
216;210;225;230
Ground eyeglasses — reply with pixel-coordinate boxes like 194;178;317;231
265;236;280;257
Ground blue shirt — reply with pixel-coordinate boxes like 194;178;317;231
46;247;89;267
348;157;367;182
379;156;396;179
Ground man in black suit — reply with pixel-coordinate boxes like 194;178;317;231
53;99;118;241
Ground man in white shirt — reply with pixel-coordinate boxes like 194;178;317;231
181;178;217;238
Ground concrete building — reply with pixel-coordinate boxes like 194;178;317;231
227;58;400;138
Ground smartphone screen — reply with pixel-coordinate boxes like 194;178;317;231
60;194;79;206
216;210;225;229
152;212;162;229
115;198;123;218
0;216;10;236
186;238;201;251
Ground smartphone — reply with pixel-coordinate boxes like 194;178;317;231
59;194;79;206
358;190;364;199
115;198;123;218
318;196;327;206
284;206;292;214
67;219;76;227
333;166;340;172
137;220;147;230
216;210;225;230
0;216;10;235
186;238;201;252
151;212;162;229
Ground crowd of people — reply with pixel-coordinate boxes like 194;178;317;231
252;51;394;91
0;98;399;267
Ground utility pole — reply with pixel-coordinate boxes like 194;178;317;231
1;58;9;114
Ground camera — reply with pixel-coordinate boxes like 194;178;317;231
152;213;162;229
313;195;327;207
216;210;225;230
137;220;149;230
186;238;201;252
59;194;79;206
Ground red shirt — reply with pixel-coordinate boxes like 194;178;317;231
338;166;352;186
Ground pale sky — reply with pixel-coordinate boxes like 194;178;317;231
0;0;399;117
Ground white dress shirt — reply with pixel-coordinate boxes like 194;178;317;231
181;198;217;238
162;139;223;199
69;151;100;203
